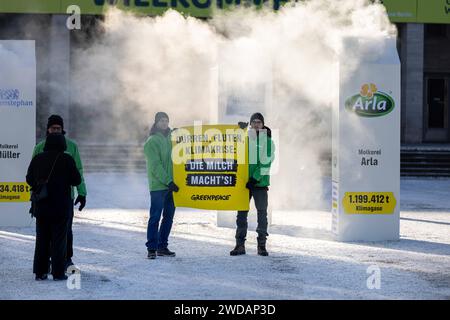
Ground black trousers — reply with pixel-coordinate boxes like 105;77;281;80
48;202;74;264
235;188;269;245
66;205;74;261
34;215;69;277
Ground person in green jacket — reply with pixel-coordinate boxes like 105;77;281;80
144;112;179;259
231;112;275;257
32;115;87;269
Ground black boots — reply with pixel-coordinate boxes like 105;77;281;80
35;274;48;281
53;274;68;281
257;244;269;256
230;244;246;256
147;250;156;259
230;240;268;256
157;248;176;257
257;237;269;256
148;248;176;259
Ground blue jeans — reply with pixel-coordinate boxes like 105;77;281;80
146;190;176;251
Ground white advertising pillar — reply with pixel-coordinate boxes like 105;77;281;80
0;41;36;227
332;37;401;241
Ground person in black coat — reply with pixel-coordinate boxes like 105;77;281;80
26;133;81;281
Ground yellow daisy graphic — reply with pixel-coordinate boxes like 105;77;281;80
360;83;377;98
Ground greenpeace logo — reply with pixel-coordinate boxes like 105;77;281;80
191;194;231;201
0;89;33;108
345;83;395;117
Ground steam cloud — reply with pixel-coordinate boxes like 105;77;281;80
69;0;396;210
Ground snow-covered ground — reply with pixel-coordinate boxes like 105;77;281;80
1;173;449;299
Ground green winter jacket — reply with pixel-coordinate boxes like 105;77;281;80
248;129;275;188
144;131;173;192
32;137;87;198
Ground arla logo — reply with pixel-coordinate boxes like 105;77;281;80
345;83;394;117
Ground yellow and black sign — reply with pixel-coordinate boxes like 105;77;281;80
0;182;31;202
342;192;397;214
172;124;249;210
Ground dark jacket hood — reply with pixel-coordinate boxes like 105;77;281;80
44;133;67;152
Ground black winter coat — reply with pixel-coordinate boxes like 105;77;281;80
26;134;81;219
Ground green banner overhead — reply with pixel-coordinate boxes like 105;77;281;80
60;0;206;16
0;0;449;23
0;0;61;14
0;0;275;17
417;0;450;24
381;0;418;23
60;0;226;16
382;0;450;23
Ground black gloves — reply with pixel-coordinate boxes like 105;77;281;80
168;182;179;192
246;178;258;190
74;195;86;211
238;122;249;129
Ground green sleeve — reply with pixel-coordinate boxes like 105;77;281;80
71;142;87;196
251;137;275;181
32;141;45;158
32;145;38;158
144;138;171;186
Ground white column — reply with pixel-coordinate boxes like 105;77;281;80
0;41;36;227
48;15;71;132
332;37;401;241
401;23;424;143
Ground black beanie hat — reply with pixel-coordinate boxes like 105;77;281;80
250;112;264;125
47;115;66;134
155;112;169;123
